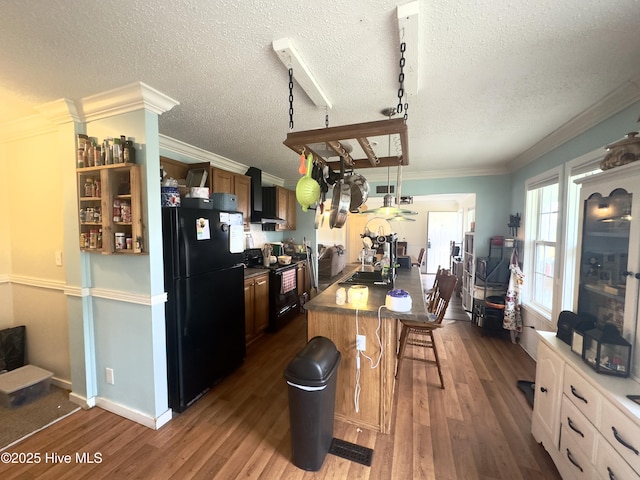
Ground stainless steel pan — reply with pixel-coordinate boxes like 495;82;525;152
344;172;369;212
329;157;351;229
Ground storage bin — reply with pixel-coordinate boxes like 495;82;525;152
209;193;238;211
0;365;53;408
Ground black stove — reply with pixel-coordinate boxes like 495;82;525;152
244;248;299;331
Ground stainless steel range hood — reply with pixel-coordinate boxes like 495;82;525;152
245;167;285;224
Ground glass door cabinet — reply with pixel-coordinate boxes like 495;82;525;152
575;162;640;377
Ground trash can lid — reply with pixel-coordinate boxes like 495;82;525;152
284;336;341;387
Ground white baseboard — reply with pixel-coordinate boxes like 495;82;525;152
95;397;173;430
68;391;95;409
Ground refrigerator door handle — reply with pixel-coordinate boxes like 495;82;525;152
179;216;190;277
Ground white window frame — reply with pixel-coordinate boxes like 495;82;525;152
523;166;563;321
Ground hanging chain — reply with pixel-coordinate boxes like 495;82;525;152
397;41;408;122
325;106;329;128
288;67;294;130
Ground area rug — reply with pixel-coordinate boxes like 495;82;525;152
0;385;80;451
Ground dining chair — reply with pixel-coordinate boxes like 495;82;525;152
396;272;458;389
411;248;425;268
424;265;443;311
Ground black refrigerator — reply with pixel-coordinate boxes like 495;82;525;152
162;206;246;412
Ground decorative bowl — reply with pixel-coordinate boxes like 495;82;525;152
278;255;292;265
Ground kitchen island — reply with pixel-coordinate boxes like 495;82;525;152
304;265;428;433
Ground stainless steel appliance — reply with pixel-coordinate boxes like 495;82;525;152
162;207;246;413
244;248;299;331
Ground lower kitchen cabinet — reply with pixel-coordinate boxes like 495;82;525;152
532;332;640;479
296;261;309;298
244;273;269;345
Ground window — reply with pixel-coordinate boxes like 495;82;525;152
524;167;561;318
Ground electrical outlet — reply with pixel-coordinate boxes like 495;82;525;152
356;334;366;351
106;368;114;384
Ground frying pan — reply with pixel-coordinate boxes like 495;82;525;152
329;157;351;229
344;171;370;212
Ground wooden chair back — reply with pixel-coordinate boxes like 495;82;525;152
428;273;458;323
412;248;426;268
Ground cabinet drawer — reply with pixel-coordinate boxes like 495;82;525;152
560;431;597;480
563;365;601;422
561;396;597;461
600;401;640;476
595;436;639;480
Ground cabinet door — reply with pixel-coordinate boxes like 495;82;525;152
233;174;251;228
276;187;289;231
244;278;255;342
211;167;234;194
575;162;640;374
287;188;297;230
297;263;307;297
532;341;564;449
253;275;269;333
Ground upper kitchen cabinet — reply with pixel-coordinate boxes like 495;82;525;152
575;161;640;375
264;186;296;231
210;167;251;230
160;157;210;185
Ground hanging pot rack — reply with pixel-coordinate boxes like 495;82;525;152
283;117;409;170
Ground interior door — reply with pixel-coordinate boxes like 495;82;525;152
426;211;460;274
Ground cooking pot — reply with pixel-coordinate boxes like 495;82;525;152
344;171;369;212
329;157;351;229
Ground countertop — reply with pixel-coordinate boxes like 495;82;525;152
304;265;428;321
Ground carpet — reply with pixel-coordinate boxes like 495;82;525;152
0;385;80;451
517;380;535;408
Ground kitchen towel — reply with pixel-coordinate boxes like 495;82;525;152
281;269;297;294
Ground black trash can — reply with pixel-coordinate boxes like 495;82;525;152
284;336;341;471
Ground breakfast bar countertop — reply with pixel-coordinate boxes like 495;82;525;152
304;265;428;321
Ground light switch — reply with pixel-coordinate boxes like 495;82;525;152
55;250;63;266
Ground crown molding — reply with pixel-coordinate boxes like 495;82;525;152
160;134;284;187
509;74;640;172
36;98;80;124
79;82;179;122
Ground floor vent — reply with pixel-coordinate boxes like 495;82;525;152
328;438;373;467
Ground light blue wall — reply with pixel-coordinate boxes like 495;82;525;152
510;102;640;213
369;175;513;258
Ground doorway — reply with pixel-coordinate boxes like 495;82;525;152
426;211;461;275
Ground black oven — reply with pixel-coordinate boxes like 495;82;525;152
267;263;299;331
244;249;299;332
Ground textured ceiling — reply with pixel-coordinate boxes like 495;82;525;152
1;0;640;185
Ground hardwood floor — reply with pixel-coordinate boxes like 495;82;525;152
0;298;560;479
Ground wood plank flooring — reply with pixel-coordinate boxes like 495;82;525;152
0;298;560;479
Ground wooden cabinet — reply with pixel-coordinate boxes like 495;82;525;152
532;332;640;479
264;186;296;231
77;164;144;254
244;273;269;345
297;261;309;298
210;167;251;230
